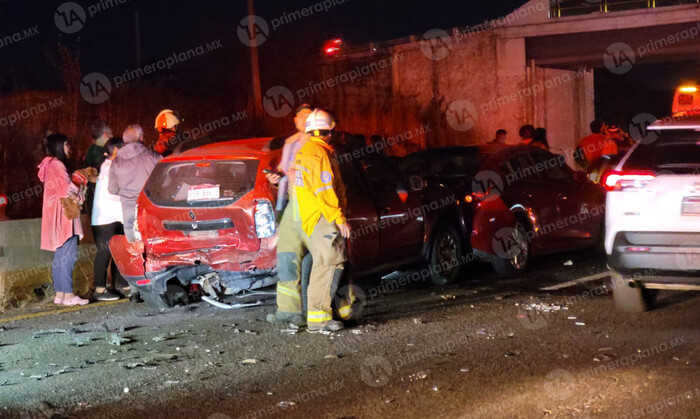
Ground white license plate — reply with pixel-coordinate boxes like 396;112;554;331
682;196;700;215
187;185;220;201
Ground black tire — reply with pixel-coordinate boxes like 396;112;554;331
428;224;464;285
141;283;190;310
611;274;657;313
491;221;530;278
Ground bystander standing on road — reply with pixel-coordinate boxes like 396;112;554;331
92;137;128;301
38;133;89;306
108;125;160;244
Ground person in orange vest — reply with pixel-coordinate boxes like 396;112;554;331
154;109;183;157
576;119;618;170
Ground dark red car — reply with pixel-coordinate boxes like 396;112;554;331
400;145;606;276
111;134;466;308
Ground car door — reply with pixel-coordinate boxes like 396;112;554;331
359;153;424;264
336;154;381;272
499;151;563;252
529;150;602;244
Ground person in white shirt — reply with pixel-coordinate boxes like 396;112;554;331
91;137;127;301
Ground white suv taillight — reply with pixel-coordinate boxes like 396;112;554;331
602;170;656;192
254;200;276;238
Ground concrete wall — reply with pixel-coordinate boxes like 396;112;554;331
0;216;94;306
310;27;594;158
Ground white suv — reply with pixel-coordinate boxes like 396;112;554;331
604;115;700;312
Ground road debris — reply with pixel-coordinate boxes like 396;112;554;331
71;336;92;347
32;329;68;339
277;401;296;408
324;354;340;359
412;318;423;325
108;333;133;346
241;358;261;364
564;260;574;266
575;322;586;326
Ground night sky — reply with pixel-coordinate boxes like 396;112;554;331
0;0;524;91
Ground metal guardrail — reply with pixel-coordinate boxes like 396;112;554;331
550;0;700;18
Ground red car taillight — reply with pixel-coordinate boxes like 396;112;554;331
602;170;656;191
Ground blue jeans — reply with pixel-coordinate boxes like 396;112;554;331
52;235;78;293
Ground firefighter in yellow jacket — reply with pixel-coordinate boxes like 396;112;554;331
291;109;350;332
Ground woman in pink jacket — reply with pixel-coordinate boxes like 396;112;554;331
38;134;89;306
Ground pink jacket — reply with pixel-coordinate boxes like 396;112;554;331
38;157;84;251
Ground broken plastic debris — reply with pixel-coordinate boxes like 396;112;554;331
460;367;469;372
32;329;68;339
124;387;129;393
412;318;423;325
241;359;261;364
564;260;573;266
277;401;296;408
108;333;133;346
575;322;586;326
324;354;340;359
440;294;456;300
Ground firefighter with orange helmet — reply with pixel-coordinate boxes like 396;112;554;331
154;109;182;157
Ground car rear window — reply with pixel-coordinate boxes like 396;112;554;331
144;159;259;207
624;130;700;174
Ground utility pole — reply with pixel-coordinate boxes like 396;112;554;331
248;0;263;118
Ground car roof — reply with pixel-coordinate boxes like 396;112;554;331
404;144;539;159
163;137;281;162
649;114;700;131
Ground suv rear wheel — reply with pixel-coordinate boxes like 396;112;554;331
428;225;464;285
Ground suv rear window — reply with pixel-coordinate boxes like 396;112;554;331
624;130;700;174
144;159;259;207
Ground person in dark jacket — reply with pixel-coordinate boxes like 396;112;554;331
108;125;160;243
85;121;113;170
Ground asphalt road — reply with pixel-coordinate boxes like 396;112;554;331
1;249;699;419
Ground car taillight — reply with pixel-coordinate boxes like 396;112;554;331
254;200;276;238
602;170;656;191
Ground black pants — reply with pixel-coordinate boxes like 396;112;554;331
92;222;128;289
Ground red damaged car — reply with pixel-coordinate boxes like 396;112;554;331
111;134;467;308
400;145;606;277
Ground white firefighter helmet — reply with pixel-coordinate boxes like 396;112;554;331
155;109;181;131
304;109;336;134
